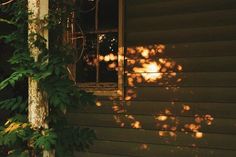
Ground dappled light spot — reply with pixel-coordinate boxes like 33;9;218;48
96;101;102;107
155;115;168;121
125;96;132;101
125;43;183;91
107;99;214;142
185;123;201;132
139;144;149;151
182;104;191;112
103;42;215;145
158;131;176;137
124;43;184;101
107;100;214;141
125;89;137;100
120;123;125;127
131;121;142;129
194;132;204;139
177;65;183;71
204;114;214;125
112;105;119;112
4;121;28;133
164;109;172;115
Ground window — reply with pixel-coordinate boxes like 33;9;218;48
71;0;123;96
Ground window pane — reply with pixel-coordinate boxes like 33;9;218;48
98;0;118;30
76;0;96;31
75;0;119;84
99;33;118;82
76;34;97;82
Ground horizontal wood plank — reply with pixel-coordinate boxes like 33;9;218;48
91;127;236;150
126;56;236;72
125;72;236;87
74;152;129;157
126;0;173;6
81;140;236;157
73;101;236;119
125;87;236;103
68;113;236;134
127;0;236;18
126;25;236;45
127;9;236;32
126;40;236;58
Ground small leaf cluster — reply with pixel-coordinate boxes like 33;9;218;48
0;0;96;156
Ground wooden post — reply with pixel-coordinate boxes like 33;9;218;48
28;0;54;157
118;0;125;100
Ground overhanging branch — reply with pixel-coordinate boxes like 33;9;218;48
0;0;15;6
0;18;15;25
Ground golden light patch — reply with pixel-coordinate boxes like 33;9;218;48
96;101;102;107
195;132;204;139
183;104;191;111
156;115;168;121
131;121;142;129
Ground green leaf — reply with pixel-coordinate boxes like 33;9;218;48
0;117;31;147
0;97;27;112
33;129;57;150
0;0;96;155
0;71;29;90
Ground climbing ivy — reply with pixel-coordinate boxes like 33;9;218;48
0;0;96;156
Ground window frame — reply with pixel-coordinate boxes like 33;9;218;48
72;0;125;97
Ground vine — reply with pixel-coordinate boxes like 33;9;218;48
0;0;96;157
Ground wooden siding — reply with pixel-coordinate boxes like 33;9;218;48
72;0;236;156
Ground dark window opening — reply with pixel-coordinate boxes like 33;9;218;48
75;0;118;83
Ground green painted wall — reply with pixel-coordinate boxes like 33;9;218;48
72;0;236;156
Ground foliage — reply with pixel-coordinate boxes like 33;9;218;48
0;0;96;156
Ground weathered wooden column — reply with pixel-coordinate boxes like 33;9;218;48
28;0;54;157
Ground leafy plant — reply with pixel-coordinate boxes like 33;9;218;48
0;0;96;156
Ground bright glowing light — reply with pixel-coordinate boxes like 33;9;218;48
109;53;115;61
177;65;183;71
157;44;165;53
96;101;102;107
183;104;191;111
141;48;149;58
195;132;204;139
104;55;110;62
125;96;132;101
133;62;162;82
131;121;142;129
156;115;168;121
185;123;201;132
146;62;160;72
204;114;214;125
99;55;104;61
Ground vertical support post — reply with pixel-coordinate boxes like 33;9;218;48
66;2;77;83
28;0;48;134
118;0;125;100
95;0;100;84
67;23;77;82
28;0;54;156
